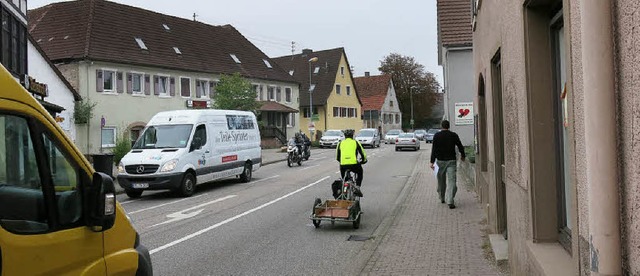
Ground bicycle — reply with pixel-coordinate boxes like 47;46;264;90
310;169;362;229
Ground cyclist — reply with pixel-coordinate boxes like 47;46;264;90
336;129;367;197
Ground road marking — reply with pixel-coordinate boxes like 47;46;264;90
249;175;279;184
150;195;236;227
149;175;331;255
127;193;208;215
309;156;327;161
119;198;141;205
300;164;320;171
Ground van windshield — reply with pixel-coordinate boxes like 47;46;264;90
132;124;194;149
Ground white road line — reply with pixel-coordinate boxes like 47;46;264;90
149;195;237;228
250;175;279;184
127;193;208;215
149;175;331;255
300;164;320;171
118;199;141;205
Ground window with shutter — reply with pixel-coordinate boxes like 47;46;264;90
96;70;104;92
285;87;292;102
116;72;124;93
131;73;143;95
196;80;209;99
102;70;116;93
169;77;176;96
144;74;151;95
181;77;191;97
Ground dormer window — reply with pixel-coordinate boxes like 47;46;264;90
135;37;148;50
230;54;241;63
163;24;170;31
263;59;272;68
173;47;182;54
289;70;294;76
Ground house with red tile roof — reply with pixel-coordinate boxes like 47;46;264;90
28;0;299;153
353;73;402;135
273;48;362;141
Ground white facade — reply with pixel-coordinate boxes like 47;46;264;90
69;61;299;154
380;79;402;133
441;47;474;145
27;40;78;142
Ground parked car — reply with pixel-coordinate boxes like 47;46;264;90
414;129;427;141
395;133;421;151
319;129;345;148
425;128;441;143
356;128;381;148
384;129;403;144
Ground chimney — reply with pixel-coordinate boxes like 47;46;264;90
302;49;313;55
365;72;370;77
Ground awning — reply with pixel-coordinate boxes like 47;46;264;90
37;99;65;113
257;101;299;113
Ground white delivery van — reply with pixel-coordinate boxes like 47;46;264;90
117;109;261;198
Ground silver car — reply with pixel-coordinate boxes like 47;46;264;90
395;133;420;151
356;128;381;148
414;129;427;141
384;129;403;144
319;130;345;148
425;128;441;143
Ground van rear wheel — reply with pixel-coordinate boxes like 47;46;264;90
125;189;143;198
178;173;196;197
240;163;252;183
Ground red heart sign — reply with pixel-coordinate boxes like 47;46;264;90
458;108;470;118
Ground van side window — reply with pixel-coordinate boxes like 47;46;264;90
42;134;82;228
194;124;207;147
226;115;255;130
0;115;48;233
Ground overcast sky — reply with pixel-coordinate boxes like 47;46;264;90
29;0;442;85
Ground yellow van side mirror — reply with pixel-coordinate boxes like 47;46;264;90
85;172;116;232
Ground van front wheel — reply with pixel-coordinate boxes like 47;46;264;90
240;163;252;183
178;173;196;197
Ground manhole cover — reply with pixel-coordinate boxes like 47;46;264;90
347;235;372;241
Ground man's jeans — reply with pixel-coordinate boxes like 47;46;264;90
436;160;457;205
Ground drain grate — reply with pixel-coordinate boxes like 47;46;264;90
347;235;372;241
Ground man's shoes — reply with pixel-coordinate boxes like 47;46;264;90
353;186;363;197
448;204;456;209
440;199;445;204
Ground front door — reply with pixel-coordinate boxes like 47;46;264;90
0;106;105;275
492;52;508;239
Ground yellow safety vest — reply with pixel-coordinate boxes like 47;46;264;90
337;138;366;165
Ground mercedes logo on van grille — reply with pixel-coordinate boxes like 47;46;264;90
136;165;145;174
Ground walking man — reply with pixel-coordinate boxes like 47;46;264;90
430;120;465;209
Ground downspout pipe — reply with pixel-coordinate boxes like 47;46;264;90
580;0;622;275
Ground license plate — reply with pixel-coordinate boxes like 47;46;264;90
132;183;149;189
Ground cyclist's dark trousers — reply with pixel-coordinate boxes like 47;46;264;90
340;164;363;187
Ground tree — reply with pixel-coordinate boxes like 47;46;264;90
379;53;441;129
212;73;260;112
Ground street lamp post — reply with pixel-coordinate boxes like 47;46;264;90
410;86;417;130
308;57;318;139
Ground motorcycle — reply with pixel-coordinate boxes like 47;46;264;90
287;144;303;167
301;142;311;161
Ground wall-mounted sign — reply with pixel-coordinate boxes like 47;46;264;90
186;99;211;109
22;75;49;98
454;102;474;125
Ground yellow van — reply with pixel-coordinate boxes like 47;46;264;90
0;65;152;275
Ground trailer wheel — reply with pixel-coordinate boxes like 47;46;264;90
312;198;321;228
352;201;361;229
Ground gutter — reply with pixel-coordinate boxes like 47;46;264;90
580;1;621;274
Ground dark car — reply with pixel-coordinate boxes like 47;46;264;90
425;128;441;143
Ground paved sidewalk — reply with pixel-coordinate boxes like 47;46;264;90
360;151;502;276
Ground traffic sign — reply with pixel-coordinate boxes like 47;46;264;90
312;114;320;122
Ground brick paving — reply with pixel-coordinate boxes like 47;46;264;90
360;151;502;276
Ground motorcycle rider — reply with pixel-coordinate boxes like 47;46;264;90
300;131;311;158
289;132;304;157
336;129;367;197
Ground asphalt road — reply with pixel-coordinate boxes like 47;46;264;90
117;143;426;275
